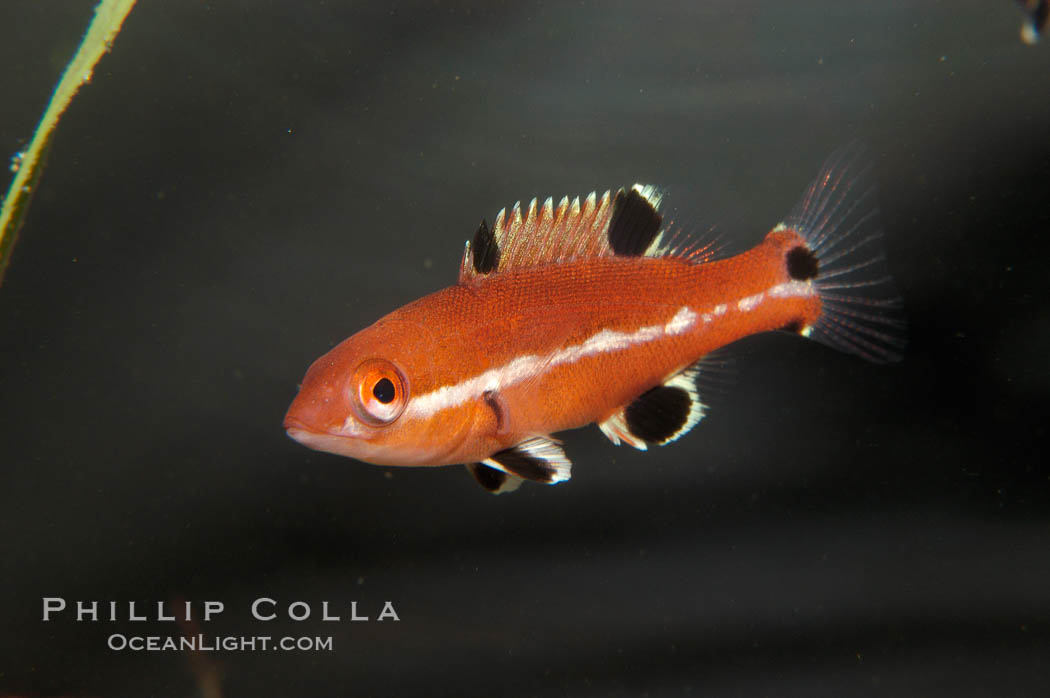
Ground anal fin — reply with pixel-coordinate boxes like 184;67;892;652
481;436;572;485
598;411;650;450
599;362;709;450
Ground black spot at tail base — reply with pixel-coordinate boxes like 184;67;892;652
779;320;804;334
624;385;691;444
786;245;819;281
472;218;500;273
608;188;662;256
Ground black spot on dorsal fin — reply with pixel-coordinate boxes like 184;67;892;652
472;218;500;274
482;436;571;484
624;384;692;444
786;245;819;281
608;187;663;256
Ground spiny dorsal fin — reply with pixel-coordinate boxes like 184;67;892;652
471;218;499;274
459;184;664;282
481;436;571;484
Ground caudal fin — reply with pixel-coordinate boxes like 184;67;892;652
781;143;905;363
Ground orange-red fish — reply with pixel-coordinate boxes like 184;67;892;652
284;145;903;493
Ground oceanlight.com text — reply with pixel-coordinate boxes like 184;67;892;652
107;633;334;652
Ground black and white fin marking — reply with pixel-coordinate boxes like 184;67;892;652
459;184;671;282
465;462;524;494
608;184;664;256
481;436;572;484
777;143;905;363
471;218;500;274
598;364;707;450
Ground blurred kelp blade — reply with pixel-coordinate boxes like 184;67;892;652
0;0;137;286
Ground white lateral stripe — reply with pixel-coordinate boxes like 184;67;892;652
405;280;814;422
406;306;697;420
704;281;819;329
737;293;763;311
664;306;696;334
767;280;813;298
736;280;815;313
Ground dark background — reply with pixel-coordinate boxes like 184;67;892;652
1;1;1048;696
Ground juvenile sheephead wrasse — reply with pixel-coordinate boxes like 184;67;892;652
284;145;904;494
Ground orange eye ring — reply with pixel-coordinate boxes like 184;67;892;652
349;358;409;426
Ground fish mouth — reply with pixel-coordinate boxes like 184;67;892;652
283;415;347;444
284;423;361;458
282;406;436;466
283;412;338;446
282;414;325;444
283;414;312;433
283;416;437;466
283;409;376;458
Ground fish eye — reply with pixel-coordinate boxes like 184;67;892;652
350;359;408;426
372;377;395;403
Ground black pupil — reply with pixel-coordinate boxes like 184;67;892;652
372;377;396;404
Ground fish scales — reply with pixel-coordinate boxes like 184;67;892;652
284;145;903;492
